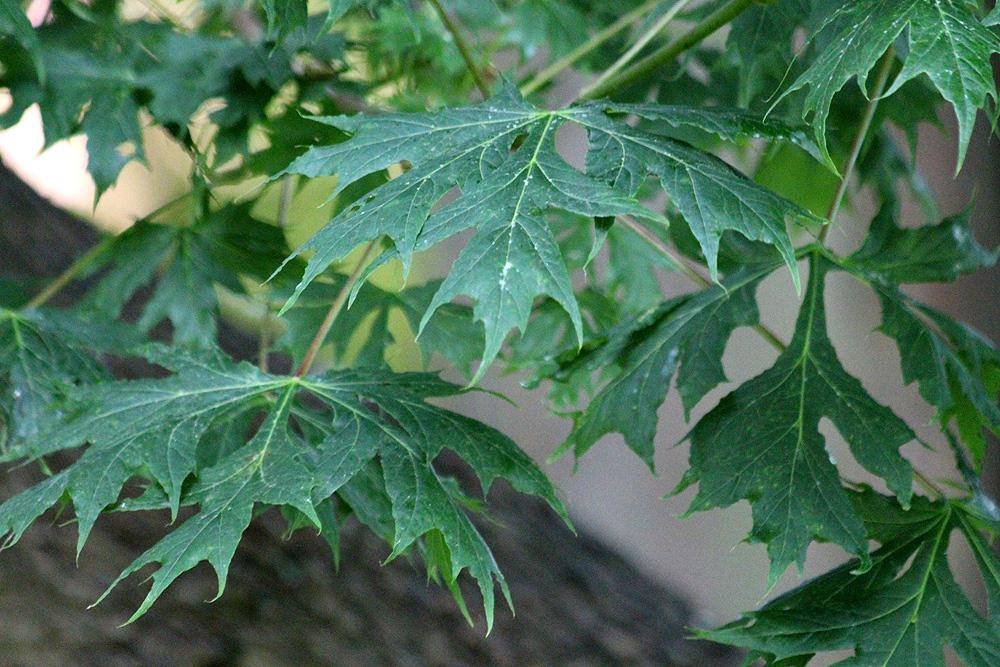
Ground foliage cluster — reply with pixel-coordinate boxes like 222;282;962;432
1;0;999;662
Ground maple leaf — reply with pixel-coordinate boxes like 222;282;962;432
846;204;997;285
572;103;816;288
276;89;813;379
277;277;483;375
681;256;914;582
703;490;1000;666
0;307;130;453
726;0;813;106
844;206;1000;466
551;262;774;468
0;0;42;78
0;2;307;196
80;204;293;346
777;0;1000;169
261;0;309;44
0;347;564;629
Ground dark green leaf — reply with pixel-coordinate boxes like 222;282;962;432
777;0;1000;168
0;308;129;454
0;0;42;79
846;205;997;283
0;348;564;630
81;205;292;346
573;104;814;288
554;263;774;468
844;207;1000;465
261;0;309;44
596;102;823;162
704;491;1000;666
726;0;812;106
277;91;812;381
683;256;914;582
0;4;301;195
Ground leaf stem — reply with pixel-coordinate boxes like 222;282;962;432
427;0;491;97
258;309;273;373
578;0;695;100
819;46;896;243
276;175;296;228
294;240;378;377
23;237;113;310
579;0;755;101
913;468;944;500
619;217;787;351
520;0;665;96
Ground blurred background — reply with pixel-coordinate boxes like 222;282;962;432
1;0;997;651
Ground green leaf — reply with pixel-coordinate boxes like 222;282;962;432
777;0;1000;169
726;0;812;106
81;205;292;346
278;91;812;380
0;4;301;196
553;263;776;468
277;277;483;375
873;288;999;466
703;491;1000;666
0;348;564;630
573;103;814;288
596;102;824;162
506;0;590;59
844;207;1000;465
0;0;43;80
261;0;309;45
0;308;129;454
683;256;914;582
277;89;666;380
846;205;997;283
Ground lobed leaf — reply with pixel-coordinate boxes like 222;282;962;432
704;491;1000;666
80;205;293;346
0;307;131;455
845;207;1000;465
682;256;914;583
553;263;774;468
777;0;1000;169
278;90;812;380
0;348;564;630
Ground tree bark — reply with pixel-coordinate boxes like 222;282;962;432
0;161;735;666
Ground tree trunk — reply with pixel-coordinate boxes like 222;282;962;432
0;162;735;666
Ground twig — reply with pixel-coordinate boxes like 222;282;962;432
520;0;665;96
276;175;295;228
428;0;490;97
579;0;695;100
819;47;896;243
913;468;945;500
258;310;273;373
618;217;788;352
294;240;379;377
580;0;756;101
24;237;112;310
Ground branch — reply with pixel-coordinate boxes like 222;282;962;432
294;240;378;377
819;47;897;242
520;0;664;96
428;0;490;97
580;0;755;101
578;0;695;100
